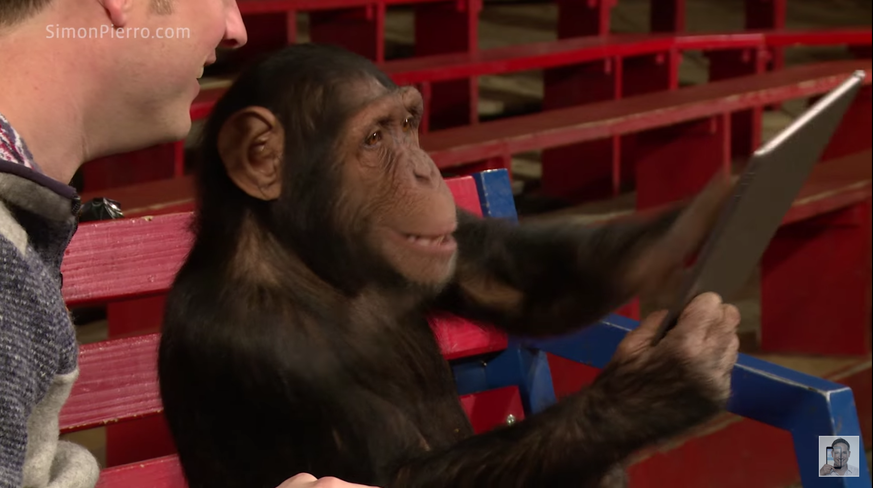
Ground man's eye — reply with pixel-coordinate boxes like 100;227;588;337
402;118;412;132
366;131;382;146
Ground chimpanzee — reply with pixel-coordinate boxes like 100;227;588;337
158;43;741;488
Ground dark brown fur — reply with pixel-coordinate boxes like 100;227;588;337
158;44;726;488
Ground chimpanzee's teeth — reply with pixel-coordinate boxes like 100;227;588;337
406;234;445;246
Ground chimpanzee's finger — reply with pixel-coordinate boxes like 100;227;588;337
615;309;670;360
673;292;724;346
706;303;741;345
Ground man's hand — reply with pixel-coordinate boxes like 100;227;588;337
820;464;836;476
278;473;380;488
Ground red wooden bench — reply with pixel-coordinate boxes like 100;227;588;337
188;28;873;134
85;58;871;213
530;149;871;356
61;157;872;486
525;148;871;425
228;0;481;135
644;0;871;70
75;59;872;336
61;174;529;480
78;28;871;194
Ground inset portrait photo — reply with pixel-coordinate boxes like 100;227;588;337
819;436;861;477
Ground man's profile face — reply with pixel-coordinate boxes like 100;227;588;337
832;444;850;468
106;0;247;148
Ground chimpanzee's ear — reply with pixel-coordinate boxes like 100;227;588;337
217;106;285;201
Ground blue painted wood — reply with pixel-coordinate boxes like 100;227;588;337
793;388;872;487
483;347;558;415
468;168;557;415
473;169;519;223
452;357;490;396
520;314;871;487
465;168;873;484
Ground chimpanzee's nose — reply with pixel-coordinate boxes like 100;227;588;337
412;152;440;188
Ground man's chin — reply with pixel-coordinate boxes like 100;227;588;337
159;117;193;146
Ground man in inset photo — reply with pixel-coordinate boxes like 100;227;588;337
820;437;860;477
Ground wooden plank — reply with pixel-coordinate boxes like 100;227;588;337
675;32;764;51
673;28;872;51
446;175;484;217
60;317;507;433
60;335;162;433
236;0;373;15
80;176;197;218
423;60;872;170
186;29;870;124
764;28;873;48
61;174;507;432
784;150;872;225
86;60;872;219
61;214;194;308
95;455;184;488
383;0;457;4
68;176;483;306
385;34;676;86
430;312;507;361
525;150;872;227
62;153;868;435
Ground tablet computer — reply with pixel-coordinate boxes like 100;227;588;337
651;70;867;345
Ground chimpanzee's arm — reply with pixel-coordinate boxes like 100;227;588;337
388;348;720;488
161;307;718;488
438;207;682;337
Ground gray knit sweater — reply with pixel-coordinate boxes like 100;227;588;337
1;113;100;487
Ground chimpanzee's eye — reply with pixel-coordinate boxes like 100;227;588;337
365;131;383;146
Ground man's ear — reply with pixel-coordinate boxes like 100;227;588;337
217;107;285;201
99;0;134;27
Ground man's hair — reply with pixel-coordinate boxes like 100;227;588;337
0;0;54;27
832;438;851;450
153;0;173;15
1;0;172;27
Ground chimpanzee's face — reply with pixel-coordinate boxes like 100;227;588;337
336;81;459;288
216;78;459;290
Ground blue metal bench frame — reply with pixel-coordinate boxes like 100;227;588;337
454;169;871;487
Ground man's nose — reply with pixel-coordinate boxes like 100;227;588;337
221;2;248;49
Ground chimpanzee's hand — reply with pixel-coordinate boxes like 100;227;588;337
592;293;741;444
278;474;380;488
622;174;734;308
617;292;740;403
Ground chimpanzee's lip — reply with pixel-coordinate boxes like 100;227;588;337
403;232;457;248
389;229;458;255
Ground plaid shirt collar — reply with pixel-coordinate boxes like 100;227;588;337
0;112;79;201
0;112;42;173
